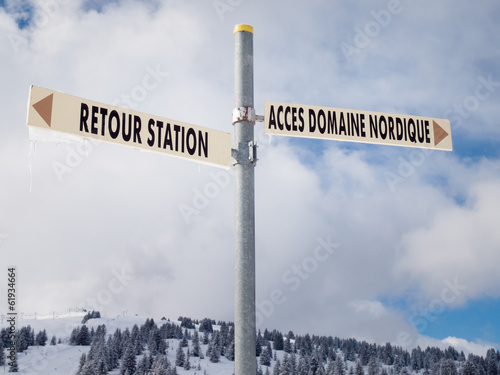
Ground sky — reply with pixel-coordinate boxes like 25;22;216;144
1;0;499;357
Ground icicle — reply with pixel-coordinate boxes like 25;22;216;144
28;140;36;193
83;138;89;158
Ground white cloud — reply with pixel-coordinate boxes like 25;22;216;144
441;337;496;357
396;178;500;302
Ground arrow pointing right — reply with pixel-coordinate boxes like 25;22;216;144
433;120;449;146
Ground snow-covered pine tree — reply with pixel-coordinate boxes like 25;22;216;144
136;354;149;375
273;331;284;351
297;355;309;375
368;356;379;375
150;354;169;375
148;328;160;356
209;341;220;363
176;342;186;367
106;335;119;371
355;360;365;375
257;336;263;356
79;325;91;346
35;329;48;346
192;330;201;357
334;357;346;375
440;359;458;375
274;360;281;375
203;330;210;345
120;342;137;375
310;352;320;375
181;334;189;348
0;340;5;367
461;360;477;375
184;354;191;370
226;338;235;361
280;353;292;375
260;345;272;367
486;350;499;375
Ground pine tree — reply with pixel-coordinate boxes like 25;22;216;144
226;339;235;361
355;361;365;375
136;354;149;375
310;352;320;375
203;331;210;345
79;325;92;346
192;330;201;357
368;356;379;375
298;355;309;375
184;355;191;370
280;353;292;375
273;331;284;351
335;358;346;375
0;340;5;367
462;360;477;375
210;342;220;363
260;346;272;367
96;358;108;375
440;359;458;375
77;353;87;375
486;350;498;375
274;360;282;375
257;337;263;356
181;331;189;347
151;354;169;375
120;343;137;375
176;342;186;367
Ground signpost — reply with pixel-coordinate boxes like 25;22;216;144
25;23;453;375
265;101;452;151
233;24;257;375
27;85;232;168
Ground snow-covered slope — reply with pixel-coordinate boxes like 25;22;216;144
0;312;237;375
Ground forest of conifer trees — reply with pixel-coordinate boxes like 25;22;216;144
1;314;499;375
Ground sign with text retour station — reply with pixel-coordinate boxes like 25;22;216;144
27;85;232;168
264;101;452;151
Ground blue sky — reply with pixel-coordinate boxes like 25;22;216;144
0;0;499;357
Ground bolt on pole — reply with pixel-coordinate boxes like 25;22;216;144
233;24;256;375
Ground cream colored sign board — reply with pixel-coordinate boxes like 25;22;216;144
27;85;232;168
264;101;452;151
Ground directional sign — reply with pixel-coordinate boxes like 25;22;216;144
27;85;232;168
264;101;452;151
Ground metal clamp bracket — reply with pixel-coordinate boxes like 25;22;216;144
248;141;258;165
232;107;264;125
232;106;255;124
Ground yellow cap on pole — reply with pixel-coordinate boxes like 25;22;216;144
233;24;254;36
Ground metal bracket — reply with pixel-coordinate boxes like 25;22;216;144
232;107;264;125
248;141;258;165
232;106;255;124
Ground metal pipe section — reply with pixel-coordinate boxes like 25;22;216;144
233;24;256;375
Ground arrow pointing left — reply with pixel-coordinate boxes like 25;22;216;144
32;93;53;127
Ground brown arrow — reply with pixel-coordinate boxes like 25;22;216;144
433;120;448;146
33;93;54;127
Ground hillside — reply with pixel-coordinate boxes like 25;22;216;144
0;311;498;375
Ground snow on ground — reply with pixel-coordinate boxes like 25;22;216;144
0;311;237;375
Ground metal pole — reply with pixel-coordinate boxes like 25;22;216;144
233;24;256;375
